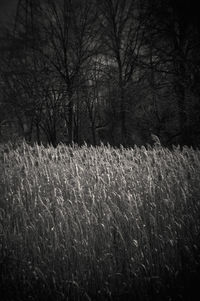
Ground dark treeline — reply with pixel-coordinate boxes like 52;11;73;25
0;0;200;147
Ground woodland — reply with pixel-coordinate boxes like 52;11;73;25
0;0;200;147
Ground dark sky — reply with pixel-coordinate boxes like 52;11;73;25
0;0;199;27
0;0;18;26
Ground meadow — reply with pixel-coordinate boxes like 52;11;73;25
0;140;200;300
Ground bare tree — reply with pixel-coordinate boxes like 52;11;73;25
143;0;200;145
96;0;145;144
39;0;98;144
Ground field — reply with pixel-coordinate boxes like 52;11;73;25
0;140;200;300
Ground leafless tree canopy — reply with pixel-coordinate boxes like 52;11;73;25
0;0;200;147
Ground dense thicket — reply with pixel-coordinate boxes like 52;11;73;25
0;0;200;147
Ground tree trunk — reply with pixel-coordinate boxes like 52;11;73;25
176;82;189;145
174;59;189;145
36;122;41;145
68;92;74;144
119;72;127;145
91;121;97;145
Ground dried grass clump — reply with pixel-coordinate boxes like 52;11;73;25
1;141;200;300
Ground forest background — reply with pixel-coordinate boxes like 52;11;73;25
0;0;200;147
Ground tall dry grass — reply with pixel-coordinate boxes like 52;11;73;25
0;141;200;300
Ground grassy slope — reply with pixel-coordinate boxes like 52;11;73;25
0;142;200;300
